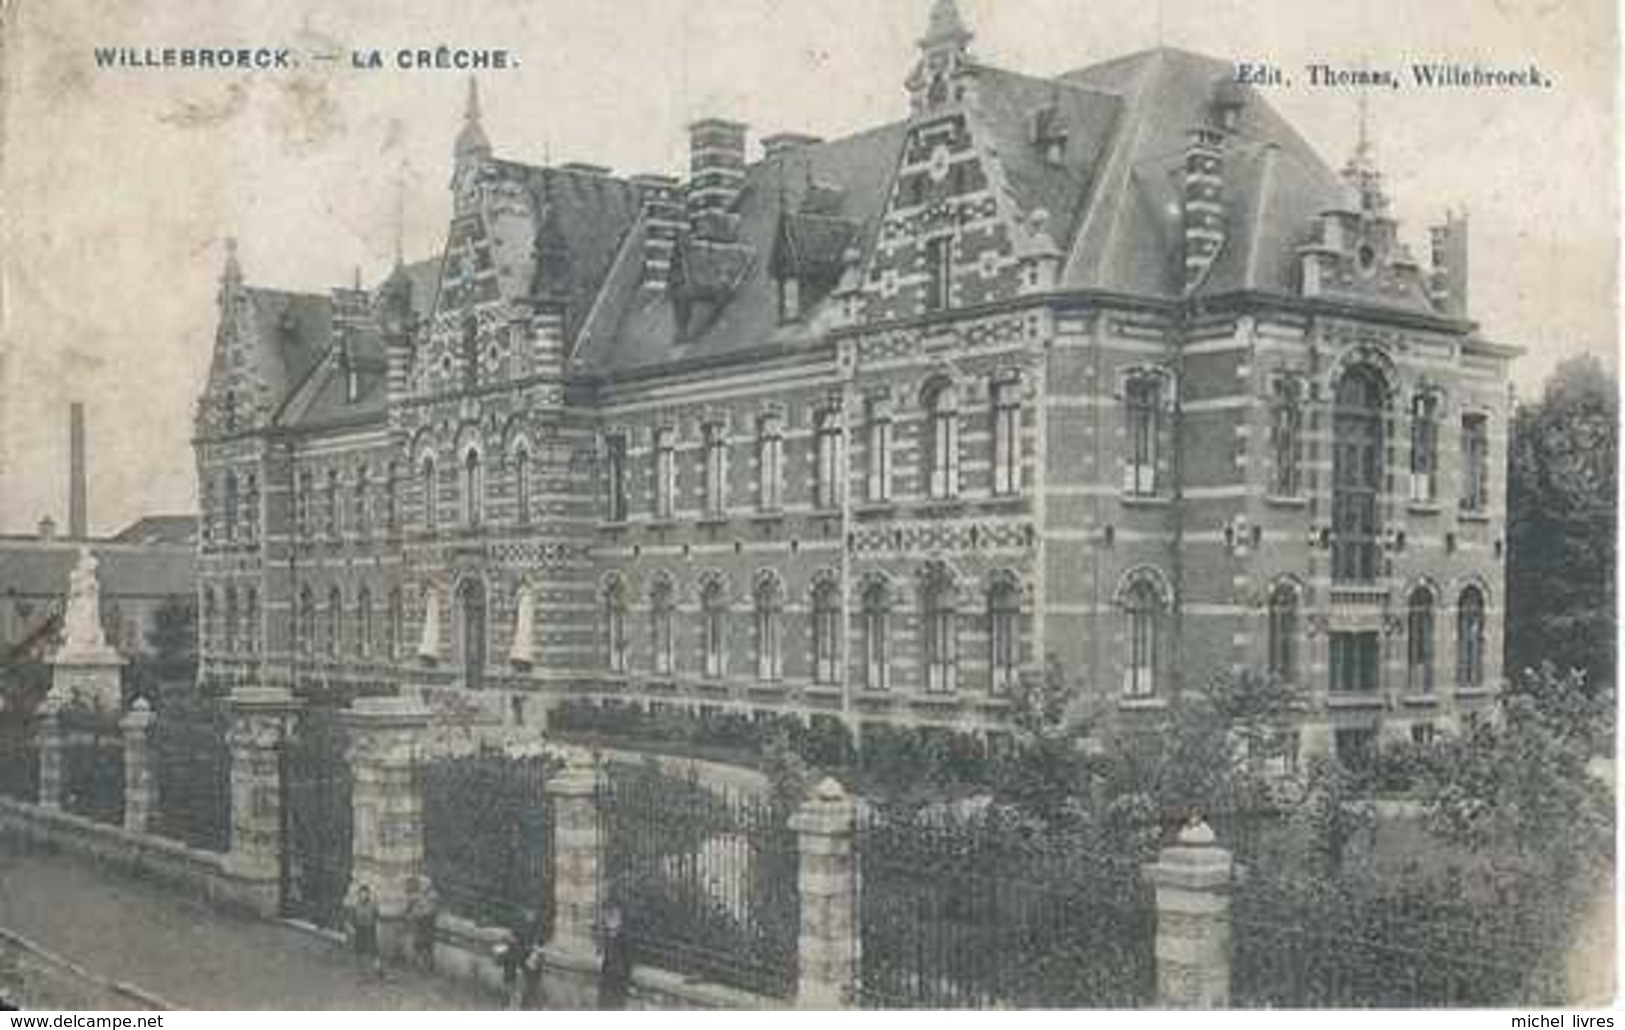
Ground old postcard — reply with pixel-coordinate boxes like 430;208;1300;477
0;0;1615;1013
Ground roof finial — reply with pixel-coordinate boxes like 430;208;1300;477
221;236;242;285
921;0;973;51
464;76;481;125
392;160;407;267
454;76;492;165
1342;62;1387;215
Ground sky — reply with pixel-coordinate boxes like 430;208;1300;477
0;0;1616;534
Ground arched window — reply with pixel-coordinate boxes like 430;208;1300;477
1410;391;1440;504
354;466;370;539
603;578;628;673
1267;584;1300;683
604;433;628;523
458;578;487;689
992;379;1021;496
701;579;726;679
812;578;840;685
463;448;483;527
1456;586;1486;688
652;428;675;519
1271;379;1303;497
865;398;893;503
326;586;343;657
383;462;399;535
223;472;239;543
297;587;315;655
325;469;341;539
1125;373;1163;496
223;587;238;654
356;586;373;658
1461;413;1490;513
814;411;841;510
702;423;727;516
988;576;1021;693
1332;366;1385;583
421;457;437;531
1122;577;1162;697
757;414;784;511
1406;586;1436;692
860;581;890;691
650;578;674;676
922;571;958;694
387;588;403;660
755;575;784;682
924;382;960;500
513;445;531;526
243;473;259;543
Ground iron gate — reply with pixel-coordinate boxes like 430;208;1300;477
280;705;352;929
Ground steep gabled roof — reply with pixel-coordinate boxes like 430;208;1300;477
242;288;333;404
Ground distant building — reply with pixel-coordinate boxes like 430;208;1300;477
193;1;1515;765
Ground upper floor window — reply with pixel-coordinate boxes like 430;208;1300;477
702;423;727;516
223;587;238;654
1267;583;1300;683
812;578;840;685
463;448;483;527
222;390;238;433
758;414;784;511
861;581;890;691
701;580;727;679
754;575;784;683
814;410;841;510
604;433;628;523
297;587;315;655
650;579;675;675
383;462;399;535
924;382;960;500
387;588;404;660
1271;379;1303;497
513;445;532;526
1410;392;1441;504
602;578;628;673
1461;413;1490;513
1406;586;1436;692
988;576;1021;693
923;235;952;313
1124;374;1163;497
354;466;370;539
223;472;239;542
866;399;893;503
244;588;259;654
652;428;675;520
992;380;1021;496
421;457;438;531
356;586;373;659
296;471;314;539
1457;586;1487;688
1331;631;1381;694
326;586;343;657
1332;367;1385;583
1122;577;1162;697
243;473;259;543
325;469;340;539
922;571;958;694
461;317;479;392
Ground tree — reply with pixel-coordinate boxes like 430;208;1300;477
1506;356;1617;691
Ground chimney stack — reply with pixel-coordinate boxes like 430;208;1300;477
631;173;684;294
68;402;87;540
762;132;822;160
1428;210;1469;318
688;119;747;241
1182;127;1227;294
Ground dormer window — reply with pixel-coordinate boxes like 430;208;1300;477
1031;105;1068;166
923;236;952;313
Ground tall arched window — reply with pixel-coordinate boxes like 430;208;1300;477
922;570;957;694
865;398;893;503
422;457;438;531
652;427;675;519
924;382;960;500
326;586;343;657
244;588;259;655
1267;583;1300;683
754;575;784;682
1333;367;1385;583
757;414;784;511
325;469;341;539
702;423;727;516
1456;586;1486;688
297;587;315;655
1125;373;1163;497
814;411;841;510
860;581;890;691
356;586;373;658
1271;379;1303;497
243;473;259;543
383;462;399;535
1407;586;1436;692
513;445;531;526
1410;391;1440;503
812;578;840;685
1122;577;1162;697
992;379;1021;496
387;588;403;660
223;472;239;542
223;587;238;654
650;578;674;676
458;578;487;689
700;579;726;679
354;466;370;539
988;576;1021;693
463;448;483;528
603;578;628;673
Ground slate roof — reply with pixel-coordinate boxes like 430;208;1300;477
110;515;198;547
242;288;333;405
0;540;195;599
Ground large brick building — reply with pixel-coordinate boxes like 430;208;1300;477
193;1;1515;764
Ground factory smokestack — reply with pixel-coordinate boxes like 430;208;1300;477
69;402;87;540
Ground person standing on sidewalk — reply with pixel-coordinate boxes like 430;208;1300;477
345;882;383;981
404;876;439;972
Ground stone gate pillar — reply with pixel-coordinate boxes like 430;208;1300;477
538;749;603;1008
35;697;64;810
342;696;432;960
1145;819;1235;1008
790;777;858;1009
222;687;299;917
119;698;157;834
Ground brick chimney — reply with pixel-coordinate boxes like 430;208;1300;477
631;173;684;294
688;119;747;241
762;132;822;160
1428;210;1469;318
68;402;87;540
1182;127;1226;293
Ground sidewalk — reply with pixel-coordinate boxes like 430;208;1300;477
0;846;499;1010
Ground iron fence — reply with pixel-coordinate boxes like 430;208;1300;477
280;705;352;930
419;750;557;939
0;714;38;803
60;710;122;825
150;692;232;852
597;763;799;1000
1231;866;1573;1007
855;808;1157;1009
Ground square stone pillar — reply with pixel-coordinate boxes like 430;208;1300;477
35;697;65;810
119;698;157;834
537;750;603;1008
1144;820;1235;1009
789;777;858;1009
223;687;300;916
342;696;432;960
